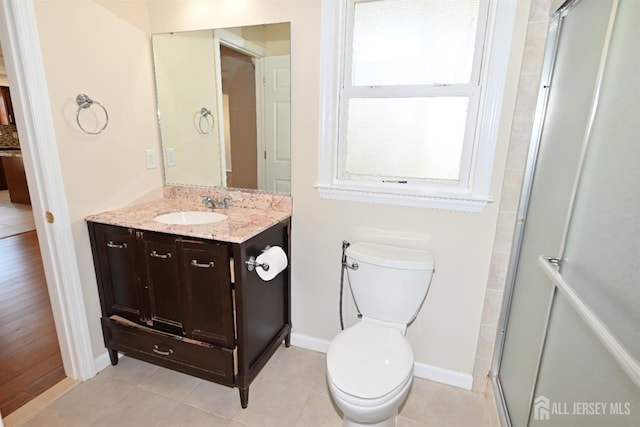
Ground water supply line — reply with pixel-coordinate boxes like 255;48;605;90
339;240;361;330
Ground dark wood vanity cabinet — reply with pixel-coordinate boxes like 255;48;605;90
87;219;291;408
90;225;142;323
0;86;15;125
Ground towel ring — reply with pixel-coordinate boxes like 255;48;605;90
76;93;109;135
197;107;215;134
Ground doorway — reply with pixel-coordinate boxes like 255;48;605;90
0;37;65;416
220;45;258;190
0;219;65;415
493;0;640;426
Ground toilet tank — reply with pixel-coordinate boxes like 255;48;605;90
345;242;434;325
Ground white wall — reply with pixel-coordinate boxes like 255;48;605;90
153;30;224;187
29;0;529;384
33;0;163;356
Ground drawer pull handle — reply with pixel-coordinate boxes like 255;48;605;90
152;345;173;356
191;260;215;268
150;250;172;259
107;241;127;249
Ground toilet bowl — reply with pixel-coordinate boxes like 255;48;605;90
327;321;414;427
326;242;434;427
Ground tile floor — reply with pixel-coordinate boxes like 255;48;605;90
0;190;35;239
16;345;492;427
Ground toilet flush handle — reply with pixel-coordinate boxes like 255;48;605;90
343;261;358;270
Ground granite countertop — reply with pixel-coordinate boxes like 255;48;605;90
86;197;291;244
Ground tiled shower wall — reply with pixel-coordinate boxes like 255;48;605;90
472;0;553;392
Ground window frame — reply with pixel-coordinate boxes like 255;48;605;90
317;0;519;212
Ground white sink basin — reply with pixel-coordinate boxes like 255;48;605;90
154;211;228;225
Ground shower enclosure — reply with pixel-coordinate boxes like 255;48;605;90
492;0;640;425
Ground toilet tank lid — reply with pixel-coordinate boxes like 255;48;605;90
346;242;434;270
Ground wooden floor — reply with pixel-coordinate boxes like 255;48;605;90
0;231;65;416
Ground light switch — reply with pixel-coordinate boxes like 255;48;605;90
145;149;158;169
166;148;176;167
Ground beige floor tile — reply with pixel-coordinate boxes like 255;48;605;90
157;402;230;427
400;377;490;426
182;377;244;419
396;416;425;426
137;365;201;401
100;355;159;385
89;388;178;427
19;413;69;427
231;375;310;427
262;345;327;393
312;372;332;397
13;346;494;427
0;191;35;239
19;375;134;426
294;391;343;427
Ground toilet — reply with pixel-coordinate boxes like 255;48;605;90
326;242;434;427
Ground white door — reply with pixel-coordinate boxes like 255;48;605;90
263;55;291;193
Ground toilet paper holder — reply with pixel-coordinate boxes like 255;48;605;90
245;246;271;272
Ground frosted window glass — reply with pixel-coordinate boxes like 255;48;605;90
344;97;468;180
351;0;480;86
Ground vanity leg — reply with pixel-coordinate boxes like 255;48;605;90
108;348;119;366
284;332;291;348
239;388;249;409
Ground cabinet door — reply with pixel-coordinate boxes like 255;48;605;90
179;240;235;348
140;232;184;335
89;223;143;323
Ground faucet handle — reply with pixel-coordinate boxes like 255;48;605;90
202;196;213;208
214;197;229;209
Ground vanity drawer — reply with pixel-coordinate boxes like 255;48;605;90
102;317;235;386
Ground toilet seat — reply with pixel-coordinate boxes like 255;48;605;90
327;321;414;401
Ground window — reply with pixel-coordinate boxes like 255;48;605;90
317;0;519;212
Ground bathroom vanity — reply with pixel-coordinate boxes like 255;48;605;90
86;189;291;408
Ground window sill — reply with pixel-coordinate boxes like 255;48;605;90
315;184;492;213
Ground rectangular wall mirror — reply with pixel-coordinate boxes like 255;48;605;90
152;23;291;193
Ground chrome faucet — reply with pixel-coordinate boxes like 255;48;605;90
202;196;229;209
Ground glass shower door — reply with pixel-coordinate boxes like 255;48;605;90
496;0;616;425
530;0;640;424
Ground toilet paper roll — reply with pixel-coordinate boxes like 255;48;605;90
255;246;288;281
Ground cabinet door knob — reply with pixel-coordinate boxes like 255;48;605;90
191;259;215;268
150;250;172;259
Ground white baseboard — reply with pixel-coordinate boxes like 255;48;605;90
291;332;331;353
413;361;473;390
94;350;116;373
291;332;473;390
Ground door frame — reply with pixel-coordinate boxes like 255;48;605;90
488;14;562;424
0;0;96;387
216;29;267;189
